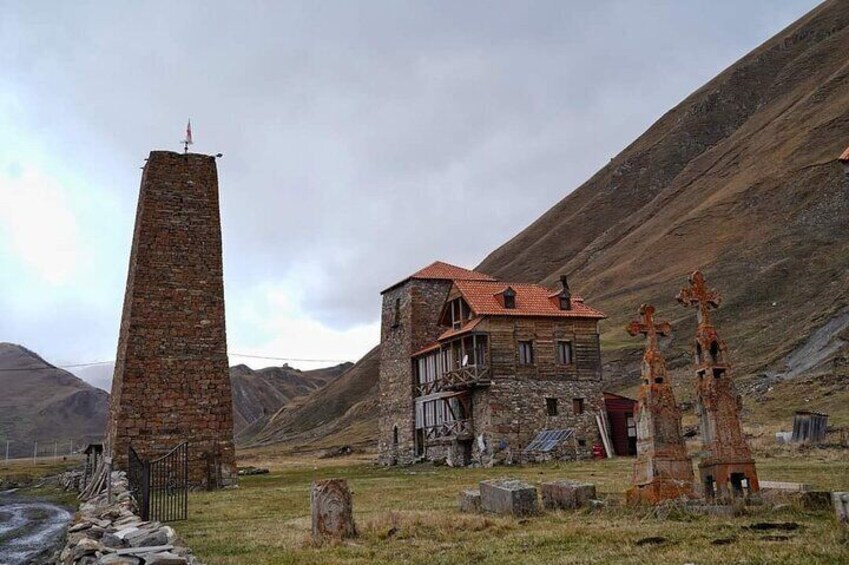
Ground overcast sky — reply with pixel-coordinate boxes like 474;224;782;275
0;1;818;390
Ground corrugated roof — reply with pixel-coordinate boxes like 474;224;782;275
453;280;606;319
381;261;496;294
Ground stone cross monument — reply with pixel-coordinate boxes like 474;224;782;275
625;304;695;504
106;150;237;489
678;271;758;501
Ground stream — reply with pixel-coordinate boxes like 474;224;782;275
0;491;71;565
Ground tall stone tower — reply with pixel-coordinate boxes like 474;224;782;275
678;271;758;501
107;150;237;489
625;304;695;505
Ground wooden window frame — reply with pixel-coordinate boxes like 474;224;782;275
556;340;573;365
518;340;534;365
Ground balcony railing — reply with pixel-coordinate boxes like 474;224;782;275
424;419;473;441
442;365;491;390
416;365;491;397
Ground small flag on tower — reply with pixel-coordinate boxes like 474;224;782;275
183;119;193;153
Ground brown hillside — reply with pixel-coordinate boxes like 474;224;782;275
0;343;109;458
250;1;849;451
231;362;352;441
244;346;380;451
479;0;849;381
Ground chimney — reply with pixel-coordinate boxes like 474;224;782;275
559;274;572;310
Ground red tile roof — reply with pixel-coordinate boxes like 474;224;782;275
411;341;442;357
452;280;606;319
382;261;495;294
840;145;849;163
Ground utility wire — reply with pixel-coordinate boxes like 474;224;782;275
0;352;352;371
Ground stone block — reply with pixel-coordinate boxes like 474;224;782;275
311;479;357;539
479;479;538;517
833;492;849;525
459;489;481;513
541;480;596;510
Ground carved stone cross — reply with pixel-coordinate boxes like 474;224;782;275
677;270;721;326
626;304;671;352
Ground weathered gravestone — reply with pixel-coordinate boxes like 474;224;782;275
459;489;481;513
833;492;849;526
541;480;596;510
311;479;356;539
479;479;538;517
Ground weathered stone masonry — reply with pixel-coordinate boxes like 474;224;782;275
107;151;236;488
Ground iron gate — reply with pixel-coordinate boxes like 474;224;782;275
128;442;189;522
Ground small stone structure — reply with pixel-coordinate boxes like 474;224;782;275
833;492;849;526
106;150;236;489
52;470;202;564
459;489;482;513
541;480;596;510
310;479;356;539
625;305;695;505
677;271;759;501
479;478;539;517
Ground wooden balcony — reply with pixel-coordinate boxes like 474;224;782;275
424;419;473;442
441;365;491;391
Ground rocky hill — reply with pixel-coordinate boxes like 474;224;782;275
0;343;109;458
249;0;849;451
230;361;352;441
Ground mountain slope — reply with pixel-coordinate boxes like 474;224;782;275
0;343;110;458
478;0;849;379
249;1;849;451
244;346;380;450
230;362;352;440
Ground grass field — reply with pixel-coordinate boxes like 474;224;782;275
181;450;849;565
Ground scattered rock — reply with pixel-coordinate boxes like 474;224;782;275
237;466;270;476
540;480;596;510
479;479;539;517
318;445;354;459
138;551;187;564
459;489;481;513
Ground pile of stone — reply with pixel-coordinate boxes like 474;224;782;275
59;470;86;492
459;478;598;517
50;471;203;565
237;466;269;476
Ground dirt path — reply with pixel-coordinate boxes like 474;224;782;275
0;493;72;565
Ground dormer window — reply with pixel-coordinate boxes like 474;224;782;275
503;287;516;309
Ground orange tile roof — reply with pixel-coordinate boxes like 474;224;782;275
452;280;606;319
382;261;495;293
840;145;849;163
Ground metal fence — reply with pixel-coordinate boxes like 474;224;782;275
128;442;189;522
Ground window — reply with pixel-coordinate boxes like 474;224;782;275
572;398;585;415
557;341;573;365
518;341;534;365
392;298;401;328
503;287;516;309
546;398;558;416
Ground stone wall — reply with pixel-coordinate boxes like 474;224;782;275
378;279;452;465
107;150;236;488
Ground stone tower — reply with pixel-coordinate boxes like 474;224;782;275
625;304;695;504
107;150;237;489
377;262;495;465
678;271;758;501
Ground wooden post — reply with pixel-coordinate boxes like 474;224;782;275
311;478;356;539
33;441;37;465
4;440;8;467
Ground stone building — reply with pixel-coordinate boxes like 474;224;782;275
106;150;237;489
378;261;606;467
677;271;758;501
625;304;695;504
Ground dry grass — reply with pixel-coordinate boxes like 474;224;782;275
181;452;849;565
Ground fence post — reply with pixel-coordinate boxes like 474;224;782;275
140;461;151;521
33;441;37;465
4;440;8;467
106;457;113;504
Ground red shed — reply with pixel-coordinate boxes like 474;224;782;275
604;392;637;456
